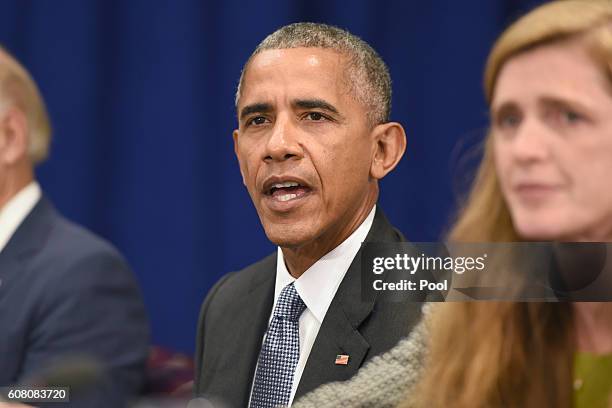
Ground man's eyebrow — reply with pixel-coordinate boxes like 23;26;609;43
240;102;273;120
294;99;340;115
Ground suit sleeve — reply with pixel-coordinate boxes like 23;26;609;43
193;272;235;396
20;248;150;407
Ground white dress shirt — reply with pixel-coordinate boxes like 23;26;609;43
250;205;376;406
0;181;41;253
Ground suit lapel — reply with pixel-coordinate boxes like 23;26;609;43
216;259;275;407
1;196;54;258
0;196;53;294
0;256;22;299
296;208;403;398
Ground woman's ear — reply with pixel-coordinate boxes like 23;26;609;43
370;121;407;180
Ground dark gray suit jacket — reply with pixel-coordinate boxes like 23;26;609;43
194;208;423;407
0;196;149;407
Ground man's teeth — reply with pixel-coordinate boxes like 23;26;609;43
277;193;298;202
272;181;300;189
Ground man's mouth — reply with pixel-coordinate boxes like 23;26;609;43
263;179;312;203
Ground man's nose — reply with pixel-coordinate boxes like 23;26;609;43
510;118;552;164
263;116;302;162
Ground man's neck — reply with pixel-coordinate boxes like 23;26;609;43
0;166;34;210
281;202;376;278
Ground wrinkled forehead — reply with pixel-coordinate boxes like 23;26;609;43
491;39;611;110
238;47;354;107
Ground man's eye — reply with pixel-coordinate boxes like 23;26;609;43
305;112;326;121
248;116;268;126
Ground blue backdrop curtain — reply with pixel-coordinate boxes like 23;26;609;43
0;0;545;353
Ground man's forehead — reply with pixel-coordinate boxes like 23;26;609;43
249;47;340;68
244;47;348;82
238;48;351;106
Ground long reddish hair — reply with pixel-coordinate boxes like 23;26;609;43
409;1;612;407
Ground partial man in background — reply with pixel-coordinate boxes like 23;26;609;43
0;46;149;406
195;23;424;408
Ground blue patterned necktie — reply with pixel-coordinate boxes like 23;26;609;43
250;282;306;408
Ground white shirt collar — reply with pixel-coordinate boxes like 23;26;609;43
274;205;376;323
0;181;42;253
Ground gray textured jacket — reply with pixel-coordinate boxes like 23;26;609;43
292;305;430;408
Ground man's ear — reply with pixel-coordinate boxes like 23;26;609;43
0;108;29;166
370;121;407;180
233;129;247;186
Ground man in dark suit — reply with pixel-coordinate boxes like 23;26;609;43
195;23;420;408
0;47;149;406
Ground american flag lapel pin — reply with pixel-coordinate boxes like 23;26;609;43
335;354;349;365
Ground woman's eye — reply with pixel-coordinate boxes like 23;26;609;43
560;109;582;124
497;114;521;129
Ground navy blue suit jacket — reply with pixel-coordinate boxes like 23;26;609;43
0;196;149;407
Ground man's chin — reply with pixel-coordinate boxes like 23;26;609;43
263;225;316;250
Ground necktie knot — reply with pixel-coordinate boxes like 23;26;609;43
273;283;306;322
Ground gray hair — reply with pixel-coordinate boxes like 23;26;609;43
0;46;52;165
235;22;392;125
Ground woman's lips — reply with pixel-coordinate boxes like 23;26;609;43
513;183;562;202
